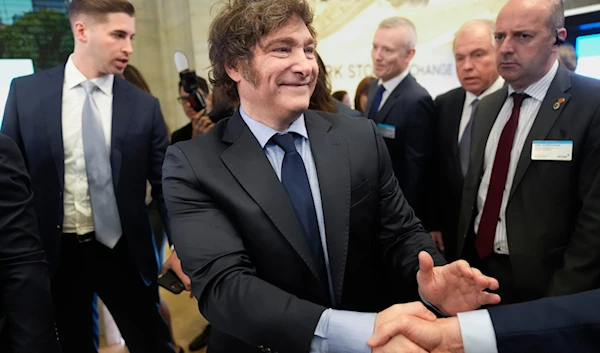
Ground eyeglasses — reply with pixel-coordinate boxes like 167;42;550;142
177;96;190;104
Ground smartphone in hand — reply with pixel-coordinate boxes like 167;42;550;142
158;270;185;294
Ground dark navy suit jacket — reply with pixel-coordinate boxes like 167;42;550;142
489;288;600;353
1;65;170;283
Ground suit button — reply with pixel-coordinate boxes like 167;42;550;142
257;345;264;350
498;217;501;222
265;349;271;353
56;225;61;229
59;192;63;197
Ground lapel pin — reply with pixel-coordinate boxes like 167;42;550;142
553;97;566;110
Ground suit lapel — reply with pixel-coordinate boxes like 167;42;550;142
469;87;509;190
305;111;350;306
449;89;467;180
220;112;327;293
509;66;572;200
110;76;135;189
40;66;66;188
375;74;414;124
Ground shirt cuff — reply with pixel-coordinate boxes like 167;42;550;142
457;310;498;353
311;309;376;353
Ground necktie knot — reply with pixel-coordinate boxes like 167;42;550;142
81;80;97;95
511;93;528;108
472;98;480;109
270;133;297;154
376;84;386;96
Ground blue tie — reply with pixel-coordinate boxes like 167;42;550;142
81;80;122;248
368;84;386;120
270;133;328;288
459;98;479;176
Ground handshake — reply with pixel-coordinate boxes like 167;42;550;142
361;251;502;353
368;302;464;353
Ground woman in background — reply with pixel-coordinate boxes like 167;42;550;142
310;54;361;117
354;76;375;115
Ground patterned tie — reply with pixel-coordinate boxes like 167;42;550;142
81;80;122;248
368;84;386;120
459;98;479;176
476;93;529;259
270;133;328;288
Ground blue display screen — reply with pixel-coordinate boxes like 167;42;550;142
575;33;600;79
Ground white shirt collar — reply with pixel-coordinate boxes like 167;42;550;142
465;76;505;106
239;106;308;148
378;69;410;93
508;60;559;102
64;54;114;96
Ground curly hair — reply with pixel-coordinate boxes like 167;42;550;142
208;0;315;102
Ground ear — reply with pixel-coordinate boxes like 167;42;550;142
406;48;416;62
557;27;567;43
225;61;242;83
73;20;89;43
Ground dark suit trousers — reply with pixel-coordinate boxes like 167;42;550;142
52;235;174;353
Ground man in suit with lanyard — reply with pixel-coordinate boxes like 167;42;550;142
457;0;600;304
1;0;176;352
431;19;504;261
365;17;437;232
163;1;502;352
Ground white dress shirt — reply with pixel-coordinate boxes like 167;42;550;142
62;55;115;235
376;69;410;110
474;60;559;254
458;77;505;142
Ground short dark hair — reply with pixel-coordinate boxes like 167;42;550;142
208;0;315;102
331;90;348;102
178;74;209;96
68;0;135;25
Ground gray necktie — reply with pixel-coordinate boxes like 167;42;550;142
459;98;479;176
81;80;122;248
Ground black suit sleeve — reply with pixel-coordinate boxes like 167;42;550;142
547;105;600;296
0;134;61;353
162;146;326;353
400;95;437;228
147;99;172;244
1;79;25;156
489;289;600;353
370;120;446;280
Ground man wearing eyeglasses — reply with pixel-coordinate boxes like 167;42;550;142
171;75;214;144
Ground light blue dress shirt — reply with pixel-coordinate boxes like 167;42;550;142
457;310;498;353
239;107;376;353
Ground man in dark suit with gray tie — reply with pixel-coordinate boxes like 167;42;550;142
0;133;61;353
431;19;504;261
1;1;176;352
457;0;600;304
163;1;501;353
365;17;437;230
